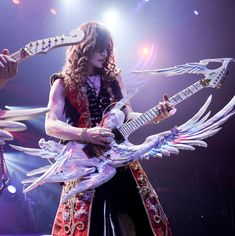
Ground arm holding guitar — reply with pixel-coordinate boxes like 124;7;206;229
124;94;177;124
0;49;18;90
45;79;114;146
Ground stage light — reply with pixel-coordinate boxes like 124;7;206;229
60;0;80;11
50;8;57;15
7;185;17;194
12;0;20;5
102;9;120;31
194;10;199;16
142;47;150;56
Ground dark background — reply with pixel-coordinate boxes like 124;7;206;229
0;0;235;235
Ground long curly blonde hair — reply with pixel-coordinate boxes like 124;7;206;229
63;21;119;93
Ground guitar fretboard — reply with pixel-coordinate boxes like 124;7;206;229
119;80;204;137
10;49;29;63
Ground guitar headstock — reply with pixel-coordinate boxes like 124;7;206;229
200;58;234;89
22;28;85;56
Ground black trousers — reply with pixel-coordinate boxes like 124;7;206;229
89;166;154;236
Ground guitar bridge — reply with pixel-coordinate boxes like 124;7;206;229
82;143;110;159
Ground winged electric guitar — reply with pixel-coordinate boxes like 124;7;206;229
10;58;235;202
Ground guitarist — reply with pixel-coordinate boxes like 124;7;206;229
46;21;175;236
0;49;18;90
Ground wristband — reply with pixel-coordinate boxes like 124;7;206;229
80;128;88;142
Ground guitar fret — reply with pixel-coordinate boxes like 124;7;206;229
120;130;126;137
123;126;129;134
150;108;159;116
139;115;149;123
147;109;155;116
125;124;133;133
120;127;128;136
145;111;154;120
143;113;151;121
130;121;139;130
121;124;129;134
119;127;125;135
172;94;183;103
149;109;157;117
151;107;160;116
127;123;136;133
135;118;143;126
120;124;128;134
130;126;136;133
148;109;156;117
183;87;193;96
193;83;201;90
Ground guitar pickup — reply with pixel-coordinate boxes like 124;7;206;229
112;127;125;144
82;143;110;159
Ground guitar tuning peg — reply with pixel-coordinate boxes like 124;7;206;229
60;35;65;41
54;37;58;42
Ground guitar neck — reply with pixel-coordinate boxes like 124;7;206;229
9;28;85;64
119;79;205;138
10;49;29;63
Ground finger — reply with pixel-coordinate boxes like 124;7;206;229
101;133;115;139
165;101;174;111
0;55;8;64
12;60;17;72
2;49;9;55
160;103;168;117
7;60;17;76
105;137;114;143
169;108;177;116
0;61;5;68
4;55;16;63
97;140;109;146
94;141;106;146
101;128;113;132
163;94;169;102
100;130;114;138
8;63;15;77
